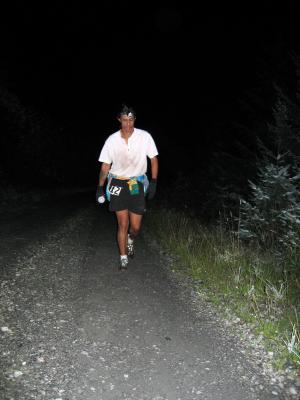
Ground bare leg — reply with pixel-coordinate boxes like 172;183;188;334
129;212;143;238
115;210;129;255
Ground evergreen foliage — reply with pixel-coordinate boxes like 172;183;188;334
239;162;300;254
239;83;300;263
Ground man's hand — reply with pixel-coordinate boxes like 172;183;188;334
96;185;105;204
147;179;157;200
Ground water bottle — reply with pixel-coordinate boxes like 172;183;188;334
98;196;105;204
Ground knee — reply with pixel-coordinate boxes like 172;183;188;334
118;220;129;232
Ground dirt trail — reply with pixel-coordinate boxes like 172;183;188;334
0;194;293;399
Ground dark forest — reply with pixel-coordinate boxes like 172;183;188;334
1;4;299;211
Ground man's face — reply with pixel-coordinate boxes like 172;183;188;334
118;114;135;133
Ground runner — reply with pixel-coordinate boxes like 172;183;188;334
96;104;159;270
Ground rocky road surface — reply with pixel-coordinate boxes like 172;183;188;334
0;193;298;400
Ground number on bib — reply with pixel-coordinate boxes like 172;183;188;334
109;186;122;196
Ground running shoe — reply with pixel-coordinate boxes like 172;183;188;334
127;234;134;258
119;257;128;271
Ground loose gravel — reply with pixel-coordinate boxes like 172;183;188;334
0;200;299;399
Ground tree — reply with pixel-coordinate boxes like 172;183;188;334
239;87;300;263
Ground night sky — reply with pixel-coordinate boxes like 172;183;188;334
1;2;300;188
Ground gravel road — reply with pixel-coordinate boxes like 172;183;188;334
0;193;298;400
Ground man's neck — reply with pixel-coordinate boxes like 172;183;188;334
120;128;134;139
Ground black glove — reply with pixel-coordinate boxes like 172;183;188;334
147;179;157;200
96;185;105;203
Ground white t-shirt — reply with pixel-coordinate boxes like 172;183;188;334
98;128;158;177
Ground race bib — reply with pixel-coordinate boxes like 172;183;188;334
109;185;122;196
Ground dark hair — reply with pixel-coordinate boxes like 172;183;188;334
118;104;136;118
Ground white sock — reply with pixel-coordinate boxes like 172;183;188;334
120;255;128;260
128;234;134;244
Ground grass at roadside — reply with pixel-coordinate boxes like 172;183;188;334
146;208;300;374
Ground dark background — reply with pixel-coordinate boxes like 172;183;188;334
1;2;300;214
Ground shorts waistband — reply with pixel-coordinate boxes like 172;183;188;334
109;174;145;181
111;175;129;180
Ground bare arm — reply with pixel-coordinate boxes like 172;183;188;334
99;162;111;186
150;156;158;180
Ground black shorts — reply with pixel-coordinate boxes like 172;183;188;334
108;178;146;215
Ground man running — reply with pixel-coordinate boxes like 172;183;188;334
96;104;159;271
